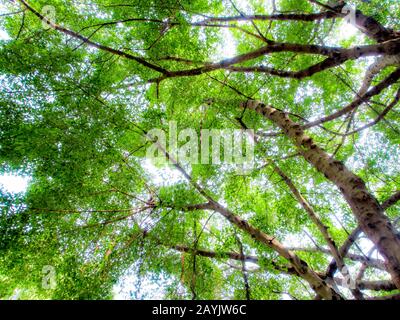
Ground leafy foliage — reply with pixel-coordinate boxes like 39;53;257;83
0;0;399;300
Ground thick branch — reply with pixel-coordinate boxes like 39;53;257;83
242;100;400;289
288;247;386;271
272;165;347;271
145;132;342;299
226;56;347;79
303;68;400;129
171;244;259;264
352;9;400;42
151;40;400;82
354;279;396;292
326;189;400;278
325;227;362;278
343;89;400;136
366;293;400;300
308;1;400;42
17;0;167;74
207;201;343;299
382;191;400;210
201;11;337;23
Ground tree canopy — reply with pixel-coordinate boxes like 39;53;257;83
0;0;400;300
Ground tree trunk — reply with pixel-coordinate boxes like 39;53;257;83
243;100;400;289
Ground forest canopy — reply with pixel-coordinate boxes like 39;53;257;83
0;0;400;300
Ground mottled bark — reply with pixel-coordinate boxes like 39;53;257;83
207;201;343;300
19;0;400;86
355;280;396;292
201;11;337;23
366;293;400;300
326;188;400;278
311;2;400;43
242;100;400;289
347;8;400;43
273;164;362;298
148;128;342;299
325;227;362;278
356;10;400;42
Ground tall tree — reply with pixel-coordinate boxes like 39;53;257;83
0;0;399;300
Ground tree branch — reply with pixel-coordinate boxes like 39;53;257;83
303;68;400;129
17;0;168;74
242;100;400;289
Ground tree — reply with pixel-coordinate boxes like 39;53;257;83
0;0;399;300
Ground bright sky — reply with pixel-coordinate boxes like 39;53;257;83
0;29;10;40
0;173;30;194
